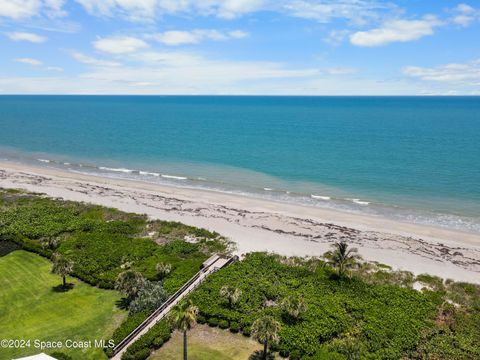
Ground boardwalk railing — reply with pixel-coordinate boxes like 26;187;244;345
111;255;236;357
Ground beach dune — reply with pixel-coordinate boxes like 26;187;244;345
1;161;479;284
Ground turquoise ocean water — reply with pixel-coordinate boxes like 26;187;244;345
0;96;479;233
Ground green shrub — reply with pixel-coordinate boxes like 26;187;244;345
197;314;206;324
189;253;439;359
122;348;151;360
229;321;240;333
111;312;149;345
152;336;164;347
122;319;171;360
208;317;219;327
218;319;229;329
242;326;251;337
289;349;302;360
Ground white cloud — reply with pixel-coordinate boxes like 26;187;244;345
403;59;480;85
0;0;65;19
76;0;396;23
76;0;265;21
229;30;249;39
15;57;43;65
350;16;442;47
59;48;322;94
94;36;149;54
43;0;66;17
6;31;47;43
323;29;350;45
70;51;122;67
283;0;396;26
148;29;249;46
0;0;41;19
456;3;475;14
451;3;479;27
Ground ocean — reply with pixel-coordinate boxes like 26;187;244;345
1;95;479;233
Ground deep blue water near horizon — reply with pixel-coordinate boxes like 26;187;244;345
1;95;479;232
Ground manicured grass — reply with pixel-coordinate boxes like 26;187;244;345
0;251;126;360
149;325;261;360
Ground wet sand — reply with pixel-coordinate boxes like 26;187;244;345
1;160;479;283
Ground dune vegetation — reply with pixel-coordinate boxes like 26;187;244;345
2;188;479;360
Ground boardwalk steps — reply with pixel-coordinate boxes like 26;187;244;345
111;254;236;359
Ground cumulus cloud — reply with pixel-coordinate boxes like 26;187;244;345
451;3;479;27
147;29;249;46
0;0;65;19
94;36;149;55
403;59;480;84
350;16;442;47
6;31;47;43
15;57;43;65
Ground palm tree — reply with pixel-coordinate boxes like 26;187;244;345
114;270;146;300
219;285;242;308
169;300;198;360
156;262;172;279
51;253;74;288
280;295;307;320
251;315;281;360
324;241;362;276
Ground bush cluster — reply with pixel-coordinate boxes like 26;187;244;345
0;189;229;358
188;253;437;359
122;320;171;360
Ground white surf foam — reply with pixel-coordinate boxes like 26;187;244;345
99;166;134;173
139;171;160;176
161;174;187;180
311;194;331;200
349;198;370;206
37;159;51;163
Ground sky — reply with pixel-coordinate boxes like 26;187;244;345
0;0;479;95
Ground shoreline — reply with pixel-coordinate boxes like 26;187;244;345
1;160;480;283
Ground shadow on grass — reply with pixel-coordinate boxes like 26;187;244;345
249;350;275;360
116;297;130;310
52;283;74;292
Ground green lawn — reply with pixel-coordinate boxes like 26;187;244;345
149;325;261;360
0;251;126;360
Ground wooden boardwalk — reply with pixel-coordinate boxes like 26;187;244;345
111;255;234;359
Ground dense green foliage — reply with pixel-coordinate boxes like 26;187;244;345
188;253;440;359
0;188;229;293
3;189;479;359
122;320;172;360
0;188;230;357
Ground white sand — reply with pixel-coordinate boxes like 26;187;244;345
1;161;479;283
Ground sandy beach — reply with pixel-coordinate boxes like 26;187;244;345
1;160;479;283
